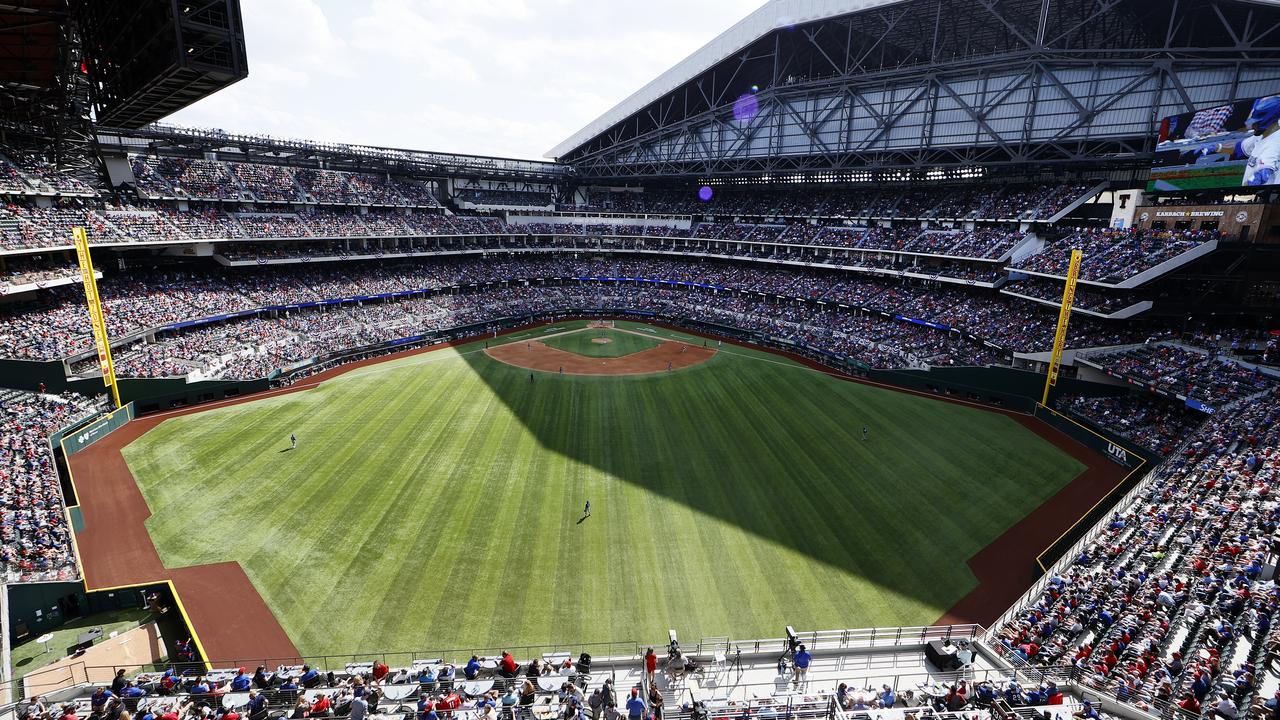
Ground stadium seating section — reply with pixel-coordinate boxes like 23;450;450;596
2;253;1238;372
6;155;1280;717
0;389;106;583
991;384;1280;719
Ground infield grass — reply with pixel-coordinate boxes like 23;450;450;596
122;320;1085;657
540;327;662;358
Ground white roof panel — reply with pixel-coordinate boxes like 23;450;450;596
546;0;909;159
548;0;1280;161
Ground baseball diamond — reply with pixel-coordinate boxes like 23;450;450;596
108;321;1086;656
3;3;1280;719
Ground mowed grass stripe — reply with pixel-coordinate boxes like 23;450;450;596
122;323;1084;654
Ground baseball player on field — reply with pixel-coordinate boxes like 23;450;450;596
1203;95;1280;186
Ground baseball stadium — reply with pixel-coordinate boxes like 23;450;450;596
2;2;1280;720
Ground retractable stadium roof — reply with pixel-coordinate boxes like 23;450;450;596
548;0;1280;162
545;0;906;160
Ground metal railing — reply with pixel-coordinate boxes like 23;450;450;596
669;626;984;661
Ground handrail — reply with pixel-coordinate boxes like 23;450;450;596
25;626;982;686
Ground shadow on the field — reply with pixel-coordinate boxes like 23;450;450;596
454;333;1017;615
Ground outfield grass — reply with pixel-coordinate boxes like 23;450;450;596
540;328;662;358
122;320;1084;657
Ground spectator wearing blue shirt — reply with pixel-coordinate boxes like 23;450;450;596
1074;701;1099;720
793;644;812;687
91;688;114;711
247;690;267;720
1191;673;1210;702
1004;683;1022;704
465;656;482;680
231;668;252;692
625;689;645;720
300;666;321;689
122;684;147;699
878;685;895;708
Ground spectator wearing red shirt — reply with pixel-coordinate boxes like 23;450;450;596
372;661;389;682
499;652;518;678
644;648;657;685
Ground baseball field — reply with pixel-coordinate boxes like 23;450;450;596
110;320;1086;658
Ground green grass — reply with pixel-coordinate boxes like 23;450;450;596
121;320;1085;658
539;327;662;358
11;608;153;681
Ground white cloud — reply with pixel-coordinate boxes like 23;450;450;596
164;0;765;159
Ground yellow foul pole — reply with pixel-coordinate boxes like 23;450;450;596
1041;248;1082;407
72;227;122;409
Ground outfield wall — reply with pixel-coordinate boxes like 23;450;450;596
52;403;134;458
121;378;270;416
1025;405;1157;573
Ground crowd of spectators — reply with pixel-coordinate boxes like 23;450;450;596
130;155;444;207
132;157;240;200
0;202;120;251
1004;279;1142;314
14;157;97;195
3;249;1237;363
0;204;557;250
1;255;81;291
990;388;1280;719
0;197;1061;286
1013;228;1219;284
31;256;1025;380
0;388;105;582
455;188;554;208
229;163;301;202
1083;344;1279;409
1057;394;1210;456
0;154;33;193
559;183;1096;221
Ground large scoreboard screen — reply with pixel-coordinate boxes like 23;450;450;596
1148;95;1280;192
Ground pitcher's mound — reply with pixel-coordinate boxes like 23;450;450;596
591;338;612;345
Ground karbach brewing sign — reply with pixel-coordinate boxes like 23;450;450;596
1133;203;1264;237
1153;209;1227;218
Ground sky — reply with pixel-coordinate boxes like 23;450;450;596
164;0;765;161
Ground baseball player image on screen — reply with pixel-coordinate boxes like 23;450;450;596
1203;95;1280;186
